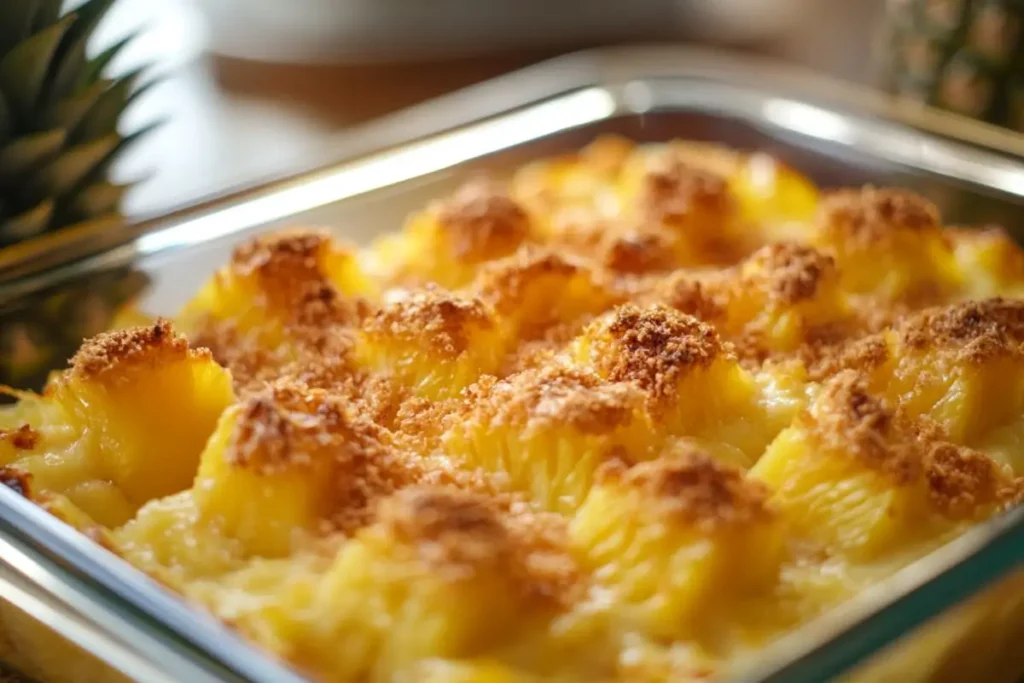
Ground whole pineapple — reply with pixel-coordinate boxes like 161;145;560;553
0;0;152;392
881;0;1024;131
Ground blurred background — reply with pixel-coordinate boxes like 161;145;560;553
101;0;887;218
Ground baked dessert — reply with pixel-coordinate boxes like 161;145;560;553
1;137;1022;683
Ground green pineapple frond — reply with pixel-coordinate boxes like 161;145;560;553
0;0;155;248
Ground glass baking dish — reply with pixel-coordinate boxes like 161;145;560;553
0;45;1022;683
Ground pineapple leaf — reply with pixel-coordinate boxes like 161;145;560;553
65;180;128;221
45;79;106;131
0;129;67;189
79;32;136;88
0;200;54;247
48;0;119;103
0;1;40;60
78;118;164;192
32;0;64;34
0;16;74;127
71;68;144;143
0;91;10;146
22;133;118;207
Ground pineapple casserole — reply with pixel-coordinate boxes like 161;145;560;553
1;137;1023;682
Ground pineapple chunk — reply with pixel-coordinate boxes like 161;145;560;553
371;179;532;289
355;287;507;400
848;299;1024;453
618;148;747;265
287;488;579;680
948;226;1024;299
471;247;617;342
510;135;634;236
194;381;410;556
811;187;962;304
751;372;1018;561
570;451;782;641
654;242;855;358
0;322;234;522
443;365;660;512
569;304;775;463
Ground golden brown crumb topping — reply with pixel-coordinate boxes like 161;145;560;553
743;243;837;306
474;247;603;314
71;319;196;384
601;230;678;274
899;298;1024;363
589;305;723;405
640;160;733;226
803;371;919;483
816;186;941;249
0;466;31;498
600;449;772;531
228;382;354;472
379;487;579;604
435;179;531;262
0;424;39;450
363;287;495;357
922;443;1010;518
230;229;364;329
462;365;645;436
654;273;727;323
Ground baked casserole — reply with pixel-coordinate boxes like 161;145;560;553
0;137;1022;683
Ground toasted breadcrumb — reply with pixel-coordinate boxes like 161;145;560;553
0;425;39;451
435;179;531;262
71;319;196;383
364;287;495;358
816;186;941;248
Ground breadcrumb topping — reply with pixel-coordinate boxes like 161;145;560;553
435;179;531;262
899;298;1024;363
363;287;495;357
600;449;773;531
743;242;837;306
816;186;941;249
379;487;580;604
0;467;31;498
640;159;733;226
0;424;39;450
460;365;645;436
587;305;723;406
71;319;197;383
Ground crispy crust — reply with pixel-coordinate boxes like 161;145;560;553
640;159;733;226
0;424;39;450
71;320;198;384
379;486;580;604
434;179;531;262
0;466;31;498
742;242;837;307
816;186;941;249
363;287;495;358
460;365;645;436
802;371;1017;515
599;448;772;531
586;305;723;407
898;298;1024;363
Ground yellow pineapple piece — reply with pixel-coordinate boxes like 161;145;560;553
395;658;539;683
194;381;411;556
371;179;533;289
948;226;1024;299
811;187;962;305
444;365;659;512
510;135;634;236
569;304;777;463
179;229;371;340
287;488;580;680
838;299;1024;456
618;148;747;265
570;451;783;641
355;287;507;400
750;372;1018;561
471;247;618;342
0;322;234;524
654;242;855;359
